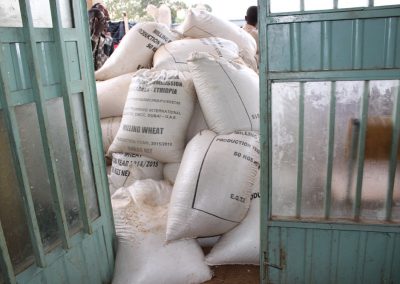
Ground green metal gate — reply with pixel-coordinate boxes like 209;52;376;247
259;0;400;283
0;0;115;283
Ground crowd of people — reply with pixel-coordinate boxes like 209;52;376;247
88;3;258;71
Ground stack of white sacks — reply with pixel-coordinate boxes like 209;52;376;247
97;9;261;284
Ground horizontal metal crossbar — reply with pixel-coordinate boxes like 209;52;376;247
0;28;78;43
268;219;400;233
268;69;400;81
267;7;400;24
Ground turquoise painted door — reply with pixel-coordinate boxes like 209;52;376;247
0;0;115;283
259;1;400;283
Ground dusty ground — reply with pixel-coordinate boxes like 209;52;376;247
201;247;260;283
204;265;260;284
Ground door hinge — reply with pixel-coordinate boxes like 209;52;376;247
263;248;285;271
264;261;283;270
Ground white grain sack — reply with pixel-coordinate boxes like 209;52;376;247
163;163;180;185
100;116;121;153
95;22;179;81
110;153;164;189
108;69;196;163
197;236;220;248
112;181;212;284
206;170;260;265
178;9;257;70
166;130;260;241
153;37;239;72
188;52;259;134
96;73;133;119
186;101;208;143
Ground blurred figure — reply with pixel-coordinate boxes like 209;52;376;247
158;4;172;27
92;2;110;22
88;7;114;70
146;4;172;27
243;6;258;61
192;4;208;12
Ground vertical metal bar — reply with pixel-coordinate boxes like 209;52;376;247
324;82;336;219
304;229;313;284
0;45;46;268
290;23;301;71
259;0;270;282
18;0;70;249
264;0;271;16
300;0;305;11
353;81;370;220
385;84;400;221
296;83;305;218
345;118;360;201
72;0;107;221
383;232;395;281
266;82;273;224
14;44;28;89
74;0;116;278
74;0;115;228
0;221;16;284
333;0;338;9
384;18;396;68
49;0;92;235
352;19;363;69
355;232;368;283
322;21;332;70
368;0;374;7
330;230;340;284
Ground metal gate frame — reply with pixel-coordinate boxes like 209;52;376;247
259;1;400;283
0;0;115;283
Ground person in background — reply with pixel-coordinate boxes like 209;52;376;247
91;2;110;23
243;6;259;63
88;7;114;70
